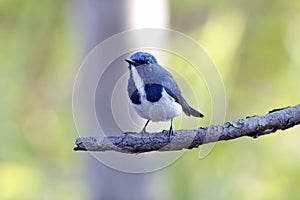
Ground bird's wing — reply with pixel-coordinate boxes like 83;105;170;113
150;64;204;118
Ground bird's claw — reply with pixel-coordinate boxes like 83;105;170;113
168;127;174;141
139;128;150;137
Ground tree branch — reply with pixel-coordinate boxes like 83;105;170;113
74;104;300;153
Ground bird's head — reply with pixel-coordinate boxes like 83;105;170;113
125;52;157;68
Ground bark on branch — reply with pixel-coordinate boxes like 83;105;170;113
74;104;300;153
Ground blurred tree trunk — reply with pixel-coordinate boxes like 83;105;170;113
67;0;169;199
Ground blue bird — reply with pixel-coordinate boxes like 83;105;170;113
125;52;204;136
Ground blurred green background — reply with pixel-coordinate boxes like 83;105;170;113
1;0;300;199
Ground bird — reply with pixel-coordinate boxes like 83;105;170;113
125;52;204;137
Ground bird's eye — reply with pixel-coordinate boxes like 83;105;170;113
146;60;150;64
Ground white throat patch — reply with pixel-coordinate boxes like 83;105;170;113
131;66;145;95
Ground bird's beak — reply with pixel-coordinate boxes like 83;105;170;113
125;58;136;65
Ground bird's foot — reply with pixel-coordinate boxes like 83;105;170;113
139;127;149;137
123;131;136;134
139;120;150;137
168;127;174;141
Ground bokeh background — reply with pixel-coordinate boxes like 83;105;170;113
1;0;300;199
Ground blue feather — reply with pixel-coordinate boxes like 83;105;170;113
130;52;157;65
144;84;163;102
130;89;141;104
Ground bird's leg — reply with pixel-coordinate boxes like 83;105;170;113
168;119;174;139
141;120;150;133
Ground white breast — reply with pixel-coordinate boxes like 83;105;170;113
131;88;182;122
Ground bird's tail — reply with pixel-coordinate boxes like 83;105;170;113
183;105;204;118
175;92;204;118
